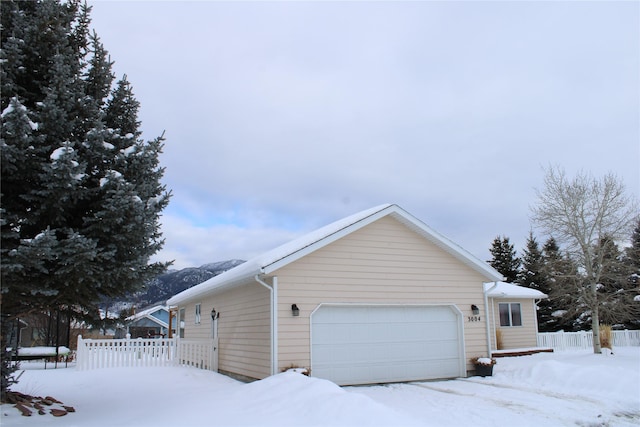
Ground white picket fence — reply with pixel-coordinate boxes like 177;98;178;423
176;339;216;370
537;330;640;351
76;335;215;371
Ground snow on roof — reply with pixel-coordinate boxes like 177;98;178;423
126;305;168;322
168;204;504;306
484;282;547;299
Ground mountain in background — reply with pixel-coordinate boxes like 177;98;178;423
128;259;246;308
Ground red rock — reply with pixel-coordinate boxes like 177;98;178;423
50;409;67;417
14;403;32;417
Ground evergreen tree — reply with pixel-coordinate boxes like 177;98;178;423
541;237;580;331
1;0;171;398
517;232;557;332
623;218;640;329
488;236;521;283
594;235;640;329
625;218;640;288
517;232;544;289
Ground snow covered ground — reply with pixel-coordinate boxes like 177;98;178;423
2;348;639;427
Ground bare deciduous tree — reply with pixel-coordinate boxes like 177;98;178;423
531;165;638;353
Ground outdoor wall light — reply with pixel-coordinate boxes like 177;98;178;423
471;304;480;315
211;308;218;320
291;304;300;317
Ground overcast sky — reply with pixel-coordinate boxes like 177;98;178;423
88;0;639;270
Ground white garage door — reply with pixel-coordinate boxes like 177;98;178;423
311;304;464;385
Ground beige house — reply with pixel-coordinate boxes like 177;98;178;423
167;204;543;386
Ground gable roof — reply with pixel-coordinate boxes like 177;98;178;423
126;305;169;328
126;305;168;321
484;282;548;299
168;204;504;306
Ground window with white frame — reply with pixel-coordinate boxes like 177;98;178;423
499;302;522;327
195;303;201;324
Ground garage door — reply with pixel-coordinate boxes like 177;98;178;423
311;304;465;385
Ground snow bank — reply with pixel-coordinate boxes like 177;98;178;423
492;349;639;408
2;348;638;427
227;372;420;426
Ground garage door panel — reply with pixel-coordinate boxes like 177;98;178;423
311;305;464;385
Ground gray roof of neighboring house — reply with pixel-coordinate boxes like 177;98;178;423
126;305;169;328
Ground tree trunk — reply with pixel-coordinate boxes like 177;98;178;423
591;283;602;354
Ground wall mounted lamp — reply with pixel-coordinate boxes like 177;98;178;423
211;308;219;320
291;304;300;317
471;304;480;315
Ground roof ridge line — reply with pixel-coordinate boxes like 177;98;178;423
260;204;393;272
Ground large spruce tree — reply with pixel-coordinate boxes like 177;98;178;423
1;0;171;398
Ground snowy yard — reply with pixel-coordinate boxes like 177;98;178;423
2;348;639;427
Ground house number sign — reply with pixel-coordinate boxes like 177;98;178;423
467;315;481;322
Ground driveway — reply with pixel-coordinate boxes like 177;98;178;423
347;350;640;427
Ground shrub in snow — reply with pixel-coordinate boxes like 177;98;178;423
471;357;497;366
496;329;504;350
282;364;310;376
599;324;612;350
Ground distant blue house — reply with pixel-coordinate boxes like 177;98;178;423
125;305;173;338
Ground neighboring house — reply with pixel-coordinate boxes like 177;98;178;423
5;318;29;348
168;204;510;386
485;282;547;350
125;305;172;338
7;312;72;348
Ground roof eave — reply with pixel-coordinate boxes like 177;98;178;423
167;268;261;307
265;204;504;282
488;293;548;299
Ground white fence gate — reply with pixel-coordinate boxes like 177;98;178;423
537;330;640;351
76;335;217;371
175;339;216;370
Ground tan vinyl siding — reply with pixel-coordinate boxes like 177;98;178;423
179;282;271;380
272;215;491;374
490;298;539;349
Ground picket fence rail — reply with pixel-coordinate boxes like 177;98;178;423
537;329;640;351
76;335;215;371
